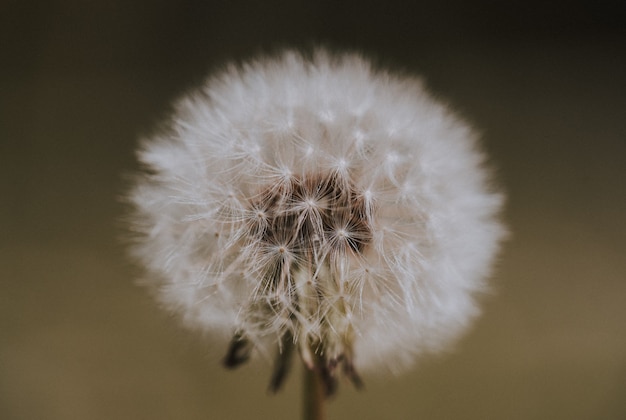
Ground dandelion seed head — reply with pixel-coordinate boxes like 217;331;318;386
128;49;506;385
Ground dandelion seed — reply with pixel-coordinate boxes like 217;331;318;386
128;49;506;399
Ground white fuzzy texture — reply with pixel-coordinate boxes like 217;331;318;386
129;50;505;374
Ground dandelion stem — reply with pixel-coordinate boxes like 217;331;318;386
303;363;326;420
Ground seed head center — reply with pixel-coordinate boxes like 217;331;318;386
250;173;372;254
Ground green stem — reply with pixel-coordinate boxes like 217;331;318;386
303;364;326;420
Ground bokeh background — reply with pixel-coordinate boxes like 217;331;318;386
2;1;625;419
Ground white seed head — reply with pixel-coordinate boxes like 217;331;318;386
128;49;506;382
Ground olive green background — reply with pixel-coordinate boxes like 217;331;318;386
2;1;625;419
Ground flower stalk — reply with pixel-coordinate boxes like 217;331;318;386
303;361;326;420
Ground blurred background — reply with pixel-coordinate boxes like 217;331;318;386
2;1;625;419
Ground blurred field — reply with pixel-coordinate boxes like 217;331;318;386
2;1;625;419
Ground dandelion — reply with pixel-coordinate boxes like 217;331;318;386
128;49;505;417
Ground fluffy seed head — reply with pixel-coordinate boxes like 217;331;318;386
128;49;506;379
